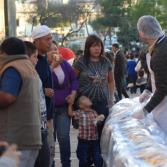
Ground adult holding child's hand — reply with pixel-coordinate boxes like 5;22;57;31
73;34;115;137
51;47;78;167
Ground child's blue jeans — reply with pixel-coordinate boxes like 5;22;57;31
77;138;103;167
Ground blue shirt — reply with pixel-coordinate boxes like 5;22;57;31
0;67;22;96
127;60;137;76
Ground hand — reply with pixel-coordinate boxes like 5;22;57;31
107;100;114;108
132;108;148;119
0;141;8;156
107;96;114;108
2;144;21;167
66;92;76;105
68;111;75;117
0;141;8;148
47;51;58;64
67;105;75;117
47;119;53;131
94;114;105;125
45;88;54;98
96;114;105;122
139;89;152;103
48;51;59;57
132;111;145;119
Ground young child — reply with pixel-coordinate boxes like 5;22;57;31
68;96;104;167
24;41;50;167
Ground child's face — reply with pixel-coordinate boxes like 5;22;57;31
29;50;38;66
79;97;92;111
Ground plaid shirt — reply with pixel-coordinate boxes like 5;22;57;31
74;109;98;140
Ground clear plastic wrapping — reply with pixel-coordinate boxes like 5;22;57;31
101;97;167;167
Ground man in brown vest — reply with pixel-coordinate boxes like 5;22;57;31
0;37;41;167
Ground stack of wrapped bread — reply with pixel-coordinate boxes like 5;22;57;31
101;97;167;167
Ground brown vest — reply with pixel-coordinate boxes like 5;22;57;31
0;59;41;150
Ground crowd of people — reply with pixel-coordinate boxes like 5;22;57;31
0;14;167;167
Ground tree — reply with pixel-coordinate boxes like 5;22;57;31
91;0;129;45
92;0;167;49
127;0;166;44
34;0;97;45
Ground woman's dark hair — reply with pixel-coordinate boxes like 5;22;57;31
24;41;37;57
84;34;104;64
0;37;26;55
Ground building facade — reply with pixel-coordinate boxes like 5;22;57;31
0;0;16;41
0;1;5;41
16;0;37;38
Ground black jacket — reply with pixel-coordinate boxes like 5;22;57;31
114;50;127;80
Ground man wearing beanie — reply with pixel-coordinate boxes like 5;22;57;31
32;25;54;167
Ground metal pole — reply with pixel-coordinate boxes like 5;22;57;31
4;0;9;37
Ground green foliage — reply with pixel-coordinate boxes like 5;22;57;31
99;0;125;27
91;0;167;49
36;1;85;28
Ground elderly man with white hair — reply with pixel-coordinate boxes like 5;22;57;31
134;15;167;134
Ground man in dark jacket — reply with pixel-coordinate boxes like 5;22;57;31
112;43;129;101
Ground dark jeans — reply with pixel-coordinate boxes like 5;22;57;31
34;131;50;167
77;139;103;167
115;78;129;101
54;105;71;167
128;75;137;94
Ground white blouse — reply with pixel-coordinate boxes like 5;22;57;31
53;65;65;85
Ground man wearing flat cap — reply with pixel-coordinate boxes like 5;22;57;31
32;25;54;167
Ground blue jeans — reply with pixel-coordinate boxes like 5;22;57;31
77;138;103;167
19;150;38;167
54;105;71;167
